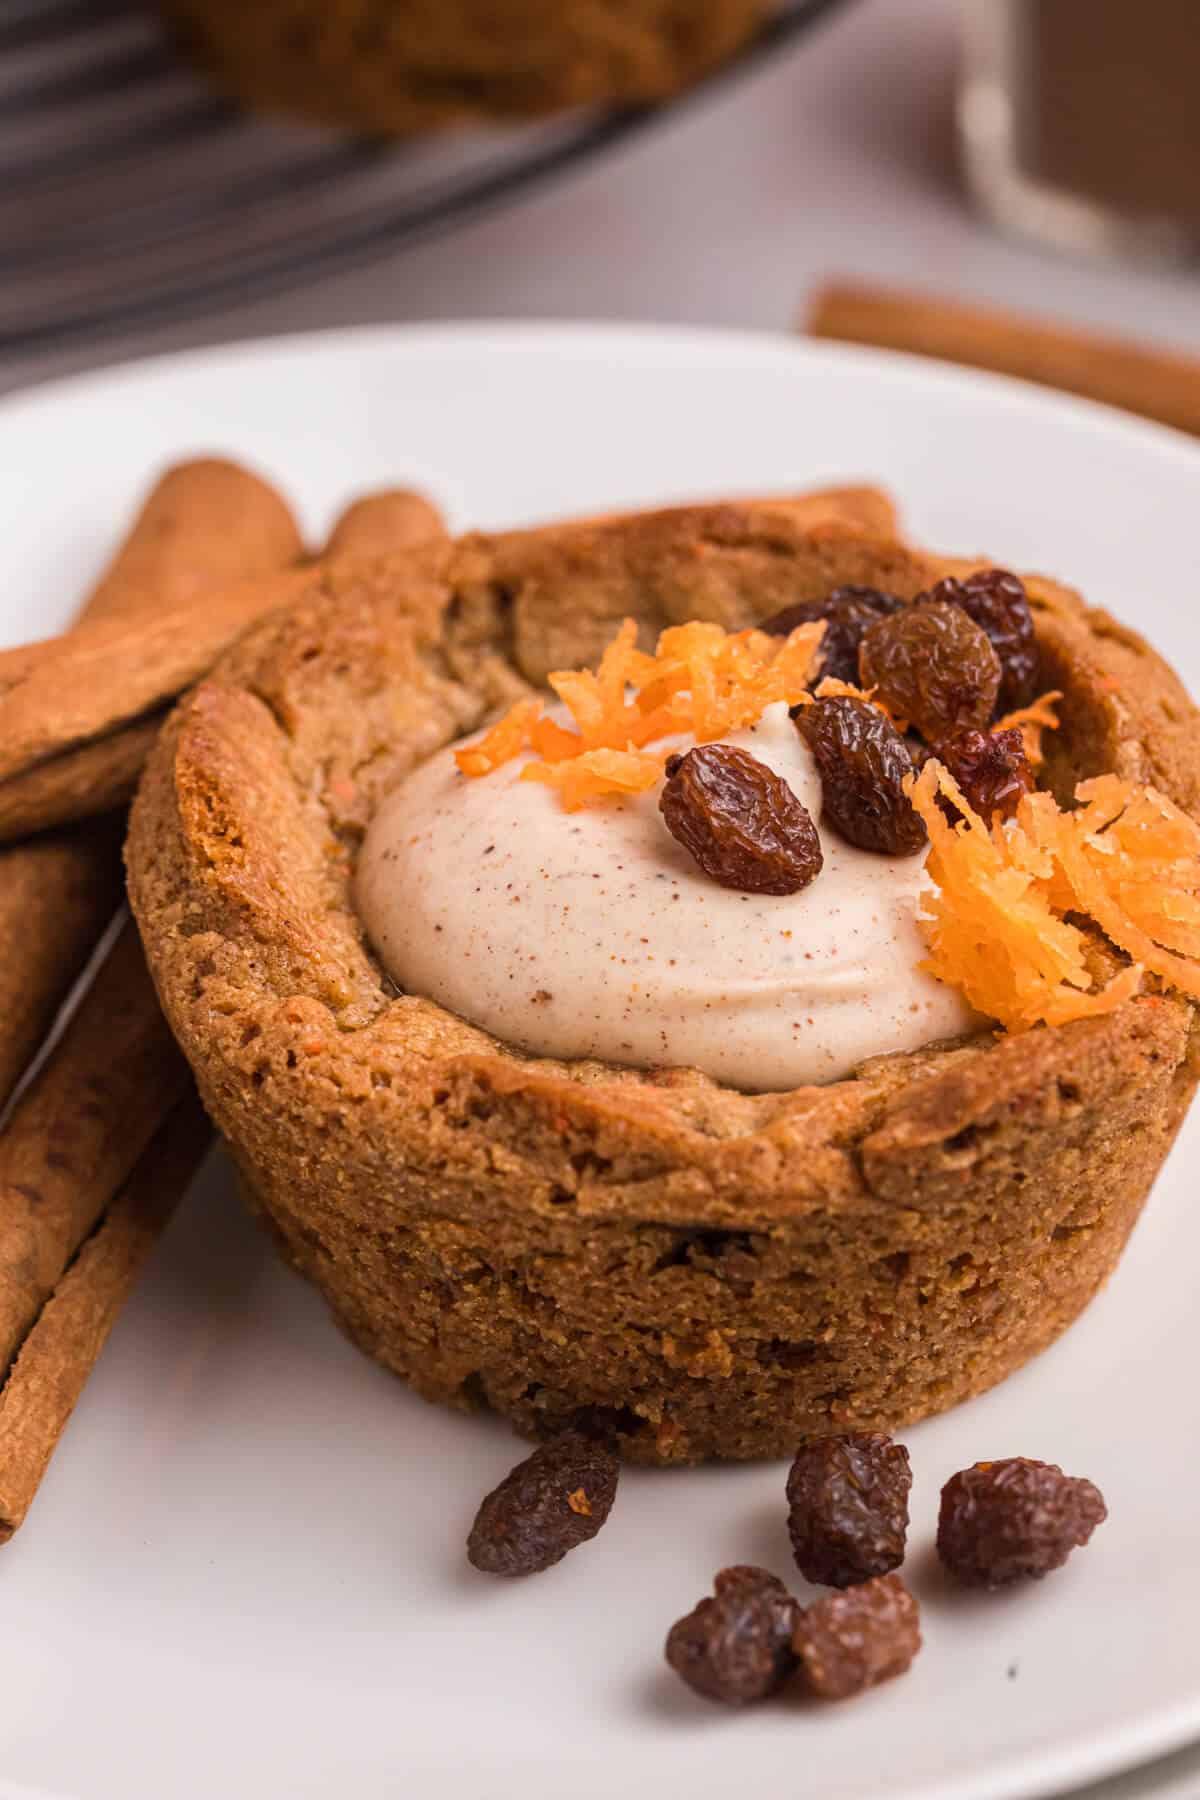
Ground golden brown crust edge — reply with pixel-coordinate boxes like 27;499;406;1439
127;502;1200;1462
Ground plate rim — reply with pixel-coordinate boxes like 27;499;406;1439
5;317;1200;482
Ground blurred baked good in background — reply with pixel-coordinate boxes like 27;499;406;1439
153;0;776;134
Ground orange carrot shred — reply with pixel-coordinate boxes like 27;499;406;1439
994;690;1062;764
454;616;823;803
453;621;1200;1029
454;698;541;777
530;714;582;761
807;676;908;731
907;756;1200;1029
522;748;665;811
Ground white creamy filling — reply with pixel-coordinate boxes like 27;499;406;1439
355;703;975;1091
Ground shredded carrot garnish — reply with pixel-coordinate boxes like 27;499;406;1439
1051;775;1200;984
454;616;825;799
453;697;541;777
529;714;582;761
522;747;667;811
804;676;908;731
452;617;1200;1032
995;690;1062;764
454;617;1063;806
907;758;1200;1030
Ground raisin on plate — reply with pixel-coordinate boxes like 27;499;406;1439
467;1431;619;1576
933;727;1034;822
786;1431;912;1588
926;569;1040;712
795;696;927;856
665;1565;799;1706
760;587;904;687
792;1573;921;1701
660;743;823;895
937;1457;1107;1589
858;600;1001;741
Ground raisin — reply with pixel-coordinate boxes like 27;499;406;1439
795;697;927;856
466;1431;619;1576
660;744;823;895
665;1566;799;1706
792;1573;921;1700
926;569;1039;711
761;587;905;686
859;600;1001;740
786;1431;912;1588
937;1458;1107;1589
934;727;1034;822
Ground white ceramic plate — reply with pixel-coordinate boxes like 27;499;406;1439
0;324;1198;1800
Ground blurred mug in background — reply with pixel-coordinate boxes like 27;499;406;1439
959;0;1200;262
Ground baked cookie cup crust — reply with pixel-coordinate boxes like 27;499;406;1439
126;501;1200;1463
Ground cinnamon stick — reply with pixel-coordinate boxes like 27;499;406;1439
0;487;449;834
0;564;311;842
0;918;190;1375
325;487;447;559
0;1094;212;1541
0;459;299;1530
0;569;307;771
0;458;304;1107
81;457;304;626
0;485;913;845
0;818;126;1112
806;280;1200;439
0;718;164;845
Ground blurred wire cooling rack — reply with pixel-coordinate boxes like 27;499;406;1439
0;0;848;358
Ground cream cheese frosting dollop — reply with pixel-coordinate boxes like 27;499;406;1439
355;703;975;1091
